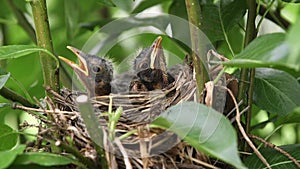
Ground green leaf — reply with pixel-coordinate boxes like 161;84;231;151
13;152;76;166
152;102;246;169
0;124;18;151
254;68;300;116
220;0;247;31
275;106;300;125
199;0;247;42
112;0;133;12
169;0;187;20
0;145;26;169
282;0;300;3
0;45;38;59
131;0;165;13
96;0;115;7
170;0;247;42
0;45;46;60
200;4;223;42
224;33;300;75
245;144;300;168
0;45;59;68
0;72;10;89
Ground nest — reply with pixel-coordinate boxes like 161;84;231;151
19;64;226;169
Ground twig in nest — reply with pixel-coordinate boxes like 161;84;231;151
12;103;55;125
249;134;300;168
184;154;220;169
114;138;133;169
12;104;79;115
230;105;249;123
226;88;271;169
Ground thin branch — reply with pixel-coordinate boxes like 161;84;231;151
227;88;271;169
114;138;132;169
0;87;37;108
185;0;209;101
257;0;275;30
258;3;290;30
249;134;300;168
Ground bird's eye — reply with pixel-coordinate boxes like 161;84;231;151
140;63;148;69
92;66;102;73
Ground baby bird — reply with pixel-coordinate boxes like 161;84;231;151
130;36;174;91
59;46;113;97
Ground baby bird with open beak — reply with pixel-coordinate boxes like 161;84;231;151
59;46;113;97
130;36;174;91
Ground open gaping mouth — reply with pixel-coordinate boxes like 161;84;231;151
150;36;162;69
58;46;89;76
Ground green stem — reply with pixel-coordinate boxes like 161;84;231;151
7;0;36;42
246;69;255;133
258;3;290;30
0;86;37;108
257;0;275;30
244;2;257;47
0;18;8;68
30;0;59;96
185;0;209;101
239;0;257;153
238;0;257;104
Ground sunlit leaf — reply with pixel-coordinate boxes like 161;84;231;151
152;102;246;169
245;144;300;169
0;72;10;89
254;68;300;116
224;33;300;75
0;124;18;151
0;145;26;169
